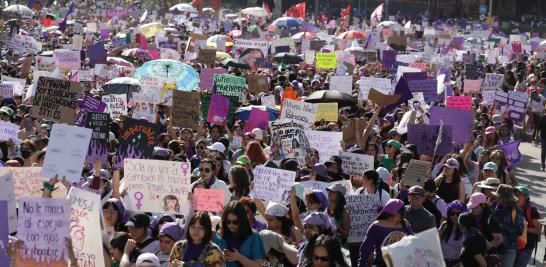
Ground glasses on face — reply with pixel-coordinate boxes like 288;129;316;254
199;168;211;173
313;255;330;262
226;219;239;225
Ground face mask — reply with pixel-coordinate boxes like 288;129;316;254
20;149;32;159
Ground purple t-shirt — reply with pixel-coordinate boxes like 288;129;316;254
359;223;412;267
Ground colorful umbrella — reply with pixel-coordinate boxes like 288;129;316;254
271;17;303;28
107;57;135;67
207;35;234;48
240;7;268;17
336;30;367;40
135;59;199;92
291;31;315;40
228;30;242;37
122;48;151;60
138;22;165;39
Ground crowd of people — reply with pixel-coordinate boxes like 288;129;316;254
1;1;546;267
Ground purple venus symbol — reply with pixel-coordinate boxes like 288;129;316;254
181;163;189;176
134;192;144;209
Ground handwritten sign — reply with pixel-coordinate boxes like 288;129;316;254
280;99;317;128
102;94;127;120
244;107;270;132
446;96;472;110
0;82;14;98
270;119;310;165
261;95;276;109
494;91;528;123
463;79;483;93
340;152;375;176
122;159;192;214
53;49;81;70
346;194;382;243
404;159;432;187
85;112;110;166
251;166;295;204
67;188;105;267
382;228;444;267
193;188;225;212
10;167;45;203
359;77;393;100
16;198;70;266
200;68;227;90
407;124;453;156
0;120;20;144
113;118;159;168
305;130;342;164
41;124;92;182
30;77;82;124
316;53;337;69
315;103;338;122
481;73;503;91
214;74;246;98
76;94;107;127
5;34;42;54
329;76;353;95
0;169;16;233
172;91;200;128
429;106;473;144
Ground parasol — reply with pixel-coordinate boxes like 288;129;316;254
240;7;268;17
304;90;356;107
135;59;199;91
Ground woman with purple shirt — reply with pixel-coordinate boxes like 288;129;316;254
358;199;412;267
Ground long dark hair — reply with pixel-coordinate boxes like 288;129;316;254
228;166;250;198
330;191;346;224
221;201;253;241
441;215;464;243
188;212;213;244
376;206;408;230
277;216;293;238
304;234;349;267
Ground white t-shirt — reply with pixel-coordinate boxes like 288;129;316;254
529;95;545;112
354;187;391;207
430;195;447;218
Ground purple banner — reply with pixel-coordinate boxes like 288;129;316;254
384;77;412;112
88;43;107;66
0;201;8;266
76;94;107;126
429;106;474;144
408;124;453;156
403;71;427;81
499;142;523;166
382;50;397;70
407;79;438;103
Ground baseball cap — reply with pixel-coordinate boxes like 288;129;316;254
483;162;498;172
326;183;347;196
515;186;529;198
236;155;251;165
136;253;160;267
265;202;289;217
467;193;487;209
386;139;402;150
0;106;14;117
443;158;460;169
125;213;151;228
243;132;256;139
485;126;496;135
158;222;184;241
207;142;226;152
252;128;263;140
381;199;404;215
408;185;426;196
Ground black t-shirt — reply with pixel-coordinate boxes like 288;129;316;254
476;213;502;254
460;233;486;266
524;206;542;249
423;198;443;227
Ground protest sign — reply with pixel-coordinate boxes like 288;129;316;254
2;75;27;89
78;69;95;82
407;124;453;156
200;68;227;90
481;73;503;91
329;76;353;95
340;152;375;176
315;103;339;122
113;118;159;168
446;96;473;110
0;82;14;98
76;94;107;127
261;95;276;109
197;48;216;65
53;49;81;70
85;112;111;166
251;166;295;204
279;99;317;128
346;194;382;243
0;120;20;144
381;228;444;267
408;92;425;111
41;124;92;182
494;91;527;123
132;93;158;123
300;180;354;196
316;53;337;69
214;74;246;98
407;79;438;102
16;198;70;267
5;34;42;54
499;142;523;165
233;39;269;69
193;188;225;212
463;79;483;93
402;71;427;82
88;43;108;66
0;169;16;233
403;160;432;187
429;106;473;144
270;38;295;54
382;50;397;70
30;77;82;124
270;119;310;165
395;66;422;82
0;201;8;266
305;130;342;164
246;74;269;94
244;107;270;132
102;94;127;120
10;167;46;204
207;93;229;126
67;188;105;267
359;77;393;100
122;159;192;214
172;91;201;128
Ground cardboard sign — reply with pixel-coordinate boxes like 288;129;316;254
340;152;375;176
387;35;407;51
67;188;105;267
368;88;401;107
5;34;42;55
0;169;16;233
279;99;317;128
315;103;338;122
316;53;337;69
270;119;310;166
41;124;92;182
481;73;503;91
200;68;227;90
194;188;225;212
407;79;438;103
403;159;432;187
172;91;201;128
446;96;472;110
346;194;382;243
329;76;353;95
122;159;192;214
113;118;159;168
84;112;110;166
214;74;246;98
16;198;70;267
407;124;453;156
429;106;473;144
198;48;216;65
305;130;343;164
382;228;444;267
246;74;269;94
251;166;296;204
76;94;107;127
30;77;82;124
53;49;81;70
102;94;127;120
359;77;393;100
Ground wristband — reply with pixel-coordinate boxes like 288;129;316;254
43;182;55;192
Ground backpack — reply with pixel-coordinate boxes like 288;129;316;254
512;208;527;250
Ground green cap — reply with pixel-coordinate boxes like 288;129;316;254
515;186;529;198
0;106;14;117
386;139;402;150
236;156;251;165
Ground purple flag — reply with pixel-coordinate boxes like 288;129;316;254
429;106;474;144
76;94;107;126
58;3;75;32
88;43;107;66
499;142;523;166
382;50;397;70
244;108;270;132
207;93;229;126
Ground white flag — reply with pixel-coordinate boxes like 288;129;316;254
370;3;384;26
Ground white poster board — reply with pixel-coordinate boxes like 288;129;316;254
250;166;295;204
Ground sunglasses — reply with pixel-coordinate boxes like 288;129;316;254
226;219;239;225
199;168;211;173
313;255;330;262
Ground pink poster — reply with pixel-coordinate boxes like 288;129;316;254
200;68;228;90
207;94;229;125
446;96;473;111
463;79;483;93
244;108;270;132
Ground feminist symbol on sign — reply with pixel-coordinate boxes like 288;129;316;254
134;192;144;209
181;163;189;176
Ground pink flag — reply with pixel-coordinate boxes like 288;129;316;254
370;3;384;26
139;35;148;50
244;108;270;132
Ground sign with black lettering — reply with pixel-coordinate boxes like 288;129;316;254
30;77;82;124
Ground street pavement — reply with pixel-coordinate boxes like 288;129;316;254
514;142;545;266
